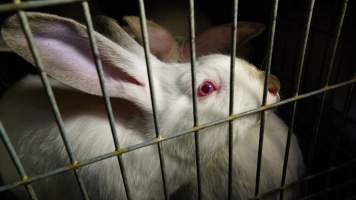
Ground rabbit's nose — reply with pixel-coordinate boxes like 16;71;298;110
267;74;280;96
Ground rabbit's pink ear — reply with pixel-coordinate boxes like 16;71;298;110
182;22;265;58
123;16;180;62
2;12;154;110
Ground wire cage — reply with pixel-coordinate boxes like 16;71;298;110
0;0;355;199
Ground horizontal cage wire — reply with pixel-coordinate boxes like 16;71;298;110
0;0;355;200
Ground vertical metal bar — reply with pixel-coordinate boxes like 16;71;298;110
279;0;315;199
137;0;168;199
16;10;90;200
305;0;349;190
80;2;131;200
188;0;202;199
254;0;280;196
0;121;38;200
0;78;355;194
228;0;238;199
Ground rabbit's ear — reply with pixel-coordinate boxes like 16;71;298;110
182;22;265;58
2;12;154;110
236;22;265;47
94;15;145;57
123;16;180;62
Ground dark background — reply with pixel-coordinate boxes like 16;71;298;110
0;0;355;199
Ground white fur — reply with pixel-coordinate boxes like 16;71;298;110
0;13;304;200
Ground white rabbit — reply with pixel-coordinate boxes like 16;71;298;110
0;12;304;200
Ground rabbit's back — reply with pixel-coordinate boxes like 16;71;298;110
0;75;165;200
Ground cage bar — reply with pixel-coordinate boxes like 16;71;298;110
15;10;90;200
254;0;280;196
0;0;83;13
1;74;354;195
187;0;202;199
80;2;131;199
305;0;349;192
3;147;355;199
228;0;238;199
0;0;356;199
0;121;38;200
0;162;71;192
279;0;315;199
137;0;168;199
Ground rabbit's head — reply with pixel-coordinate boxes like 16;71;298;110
2;13;280;163
155;54;280;163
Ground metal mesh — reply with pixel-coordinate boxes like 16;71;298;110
0;0;355;200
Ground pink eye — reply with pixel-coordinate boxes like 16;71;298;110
197;80;218;97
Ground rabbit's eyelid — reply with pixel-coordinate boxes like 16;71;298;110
196;79;220;98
